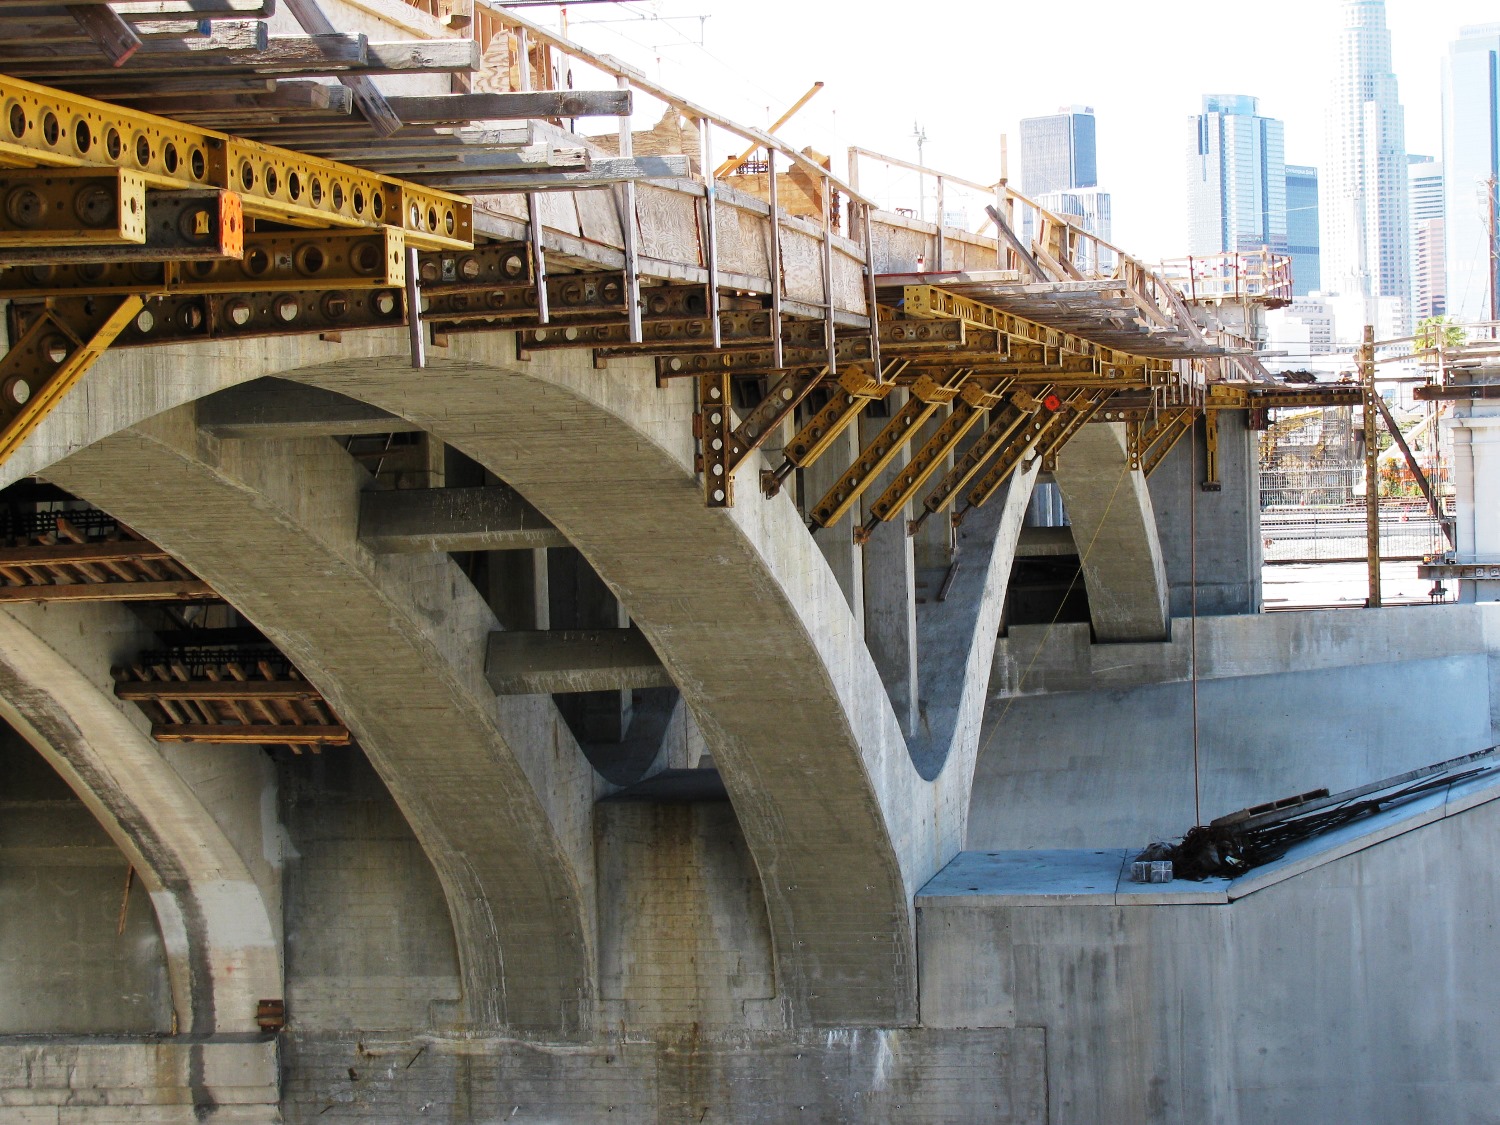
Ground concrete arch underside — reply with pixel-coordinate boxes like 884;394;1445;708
0;601;280;1035
47;410;600;1034
0;328;1096;1028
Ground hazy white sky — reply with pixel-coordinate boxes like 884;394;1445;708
548;0;1497;260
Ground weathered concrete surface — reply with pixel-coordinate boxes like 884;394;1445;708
971;606;1500;849
0;730;171;1035
0;1035;279;1121
1148;412;1262;616
486;628;673;694
1051;421;1170;641
0;602;281;1036
921;792;1500;1125
907;462;1038;780
278;1025;1046;1123
359;483;567;553
47;412;600;1034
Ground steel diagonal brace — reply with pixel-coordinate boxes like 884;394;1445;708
960;390;1091;519
1036;390;1112;473
908;391;1041;534
809;369;971;532
857;378;1012;540
1140;409;1200;478
0;295;142;466
726;368;826;475
761;361;904;498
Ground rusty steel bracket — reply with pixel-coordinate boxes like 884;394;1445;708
0;168;147;246
1140;409;1199;478
762;361;902;498
12;287;405;349
1201;408;1221;492
424;272;640;328
0;294;142;466
0;187;240;272
725;368;826;475
416;241;530;288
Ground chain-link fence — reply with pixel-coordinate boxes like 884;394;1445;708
1260;465;1450;563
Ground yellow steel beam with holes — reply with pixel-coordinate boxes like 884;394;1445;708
0;73;471;249
698;371;734;507
915;393;1038;523
780;363;898;470
1036;391;1110;472
0;226;406;297
0;294;141;466
900;284;1175;380
1201;409;1221;491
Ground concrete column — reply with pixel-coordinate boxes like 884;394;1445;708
1052;421;1171;642
1448;407;1500;602
800;422;864;632
860;398;919;736
550;546;633;741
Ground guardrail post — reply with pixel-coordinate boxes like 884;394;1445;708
698;117;721;348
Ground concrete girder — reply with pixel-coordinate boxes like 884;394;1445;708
282;346;930;1028
46;410;600;1034
1050;421;1171;643
0;601;281;1035
360;484;568;553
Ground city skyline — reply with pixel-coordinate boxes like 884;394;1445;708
560;0;1496;265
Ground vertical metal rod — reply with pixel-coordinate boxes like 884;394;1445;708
861;201;882;380
405;245;425;369
515;26;549;325
1361;325;1381;607
698;117;721;348
821;173;836;374
617;75;642;343
934;175;945;272
766;146;783;369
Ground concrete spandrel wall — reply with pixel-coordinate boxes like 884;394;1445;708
920;799;1500;1125
1148;412;1262;617
0;727;172;1033
280;748;461;1031
971;607;1500;850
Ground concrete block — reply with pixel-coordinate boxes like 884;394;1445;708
485;627;673;694
917;850;1128;907
359;485;568;554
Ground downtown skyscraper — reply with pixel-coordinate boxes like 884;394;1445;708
1322;0;1411;328
1442;25;1500;323
1186;95;1287;257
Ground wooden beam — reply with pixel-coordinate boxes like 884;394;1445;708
0;0;278;15
0;18;263;60
0;541;173;566
151;723;350;744
280;0;398;136
0;580;215;601
116;680;326;701
65;3;142;65
382;90;632;122
412;154;689;191
134;81;353;117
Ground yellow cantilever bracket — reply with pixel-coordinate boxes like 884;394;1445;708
0;74;470;250
0;294;142;467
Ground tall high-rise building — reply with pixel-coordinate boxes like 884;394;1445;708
1020;106;1111;258
1442;25;1500;323
1186;95;1287;258
1409;156;1446;319
1322;0;1411;325
1285;165;1320;295
1019;106;1097;196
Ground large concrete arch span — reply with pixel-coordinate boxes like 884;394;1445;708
46;408;601;1034
283;346;932;1026
0;601;280;1035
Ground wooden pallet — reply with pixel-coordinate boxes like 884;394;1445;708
113;649;351;753
0;512;215;602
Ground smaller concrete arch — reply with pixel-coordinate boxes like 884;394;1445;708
1051;421;1171;643
0;601;281;1035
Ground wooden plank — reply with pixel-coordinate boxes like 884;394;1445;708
0;579;214;600
0;0;275;14
382;90;632;123
136;80;352;116
0;541;173;566
115;680;326;700
412;154;688;191
0;17;262;58
280;0;398;136
151;722;350;744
